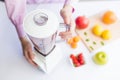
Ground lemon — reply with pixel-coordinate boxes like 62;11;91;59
92;24;103;36
101;30;112;40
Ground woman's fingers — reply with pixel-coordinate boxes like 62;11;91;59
24;48;37;67
59;31;72;40
28;51;38;67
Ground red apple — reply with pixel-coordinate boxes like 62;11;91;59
75;16;89;29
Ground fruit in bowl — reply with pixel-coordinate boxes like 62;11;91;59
75;16;89;29
70;54;81;67
101;30;112;40
92;24;103;36
102;10;117;24
67;36;80;49
70;53;85;67
93;51;108;65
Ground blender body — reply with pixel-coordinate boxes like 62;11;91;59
28;31;57;56
23;9;62;73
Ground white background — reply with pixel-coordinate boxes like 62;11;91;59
0;1;120;80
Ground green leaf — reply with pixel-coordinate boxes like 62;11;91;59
84;32;87;36
85;38;90;42
100;41;104;46
93;41;96;45
89;46;94;50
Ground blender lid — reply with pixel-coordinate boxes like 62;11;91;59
23;9;59;38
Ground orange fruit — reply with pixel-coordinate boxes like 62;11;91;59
73;36;80;43
102;10;117;24
67;38;73;44
71;42;77;49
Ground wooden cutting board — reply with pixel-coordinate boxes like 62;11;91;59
76;12;120;52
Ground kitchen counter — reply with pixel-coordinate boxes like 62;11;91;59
0;1;120;80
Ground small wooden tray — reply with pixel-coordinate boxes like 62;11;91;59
76;12;120;52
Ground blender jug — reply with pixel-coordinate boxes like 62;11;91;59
23;9;68;56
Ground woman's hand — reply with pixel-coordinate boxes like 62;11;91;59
20;37;37;67
60;4;75;40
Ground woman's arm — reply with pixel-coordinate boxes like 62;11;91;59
4;0;37;67
59;0;77;39
5;0;27;38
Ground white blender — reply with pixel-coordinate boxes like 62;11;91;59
23;9;66;73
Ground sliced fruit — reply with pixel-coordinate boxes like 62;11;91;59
78;53;85;65
70;54;80;67
70;53;85;67
74;62;81;67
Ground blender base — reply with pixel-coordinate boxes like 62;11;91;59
33;45;62;73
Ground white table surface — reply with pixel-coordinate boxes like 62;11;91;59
0;1;120;80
